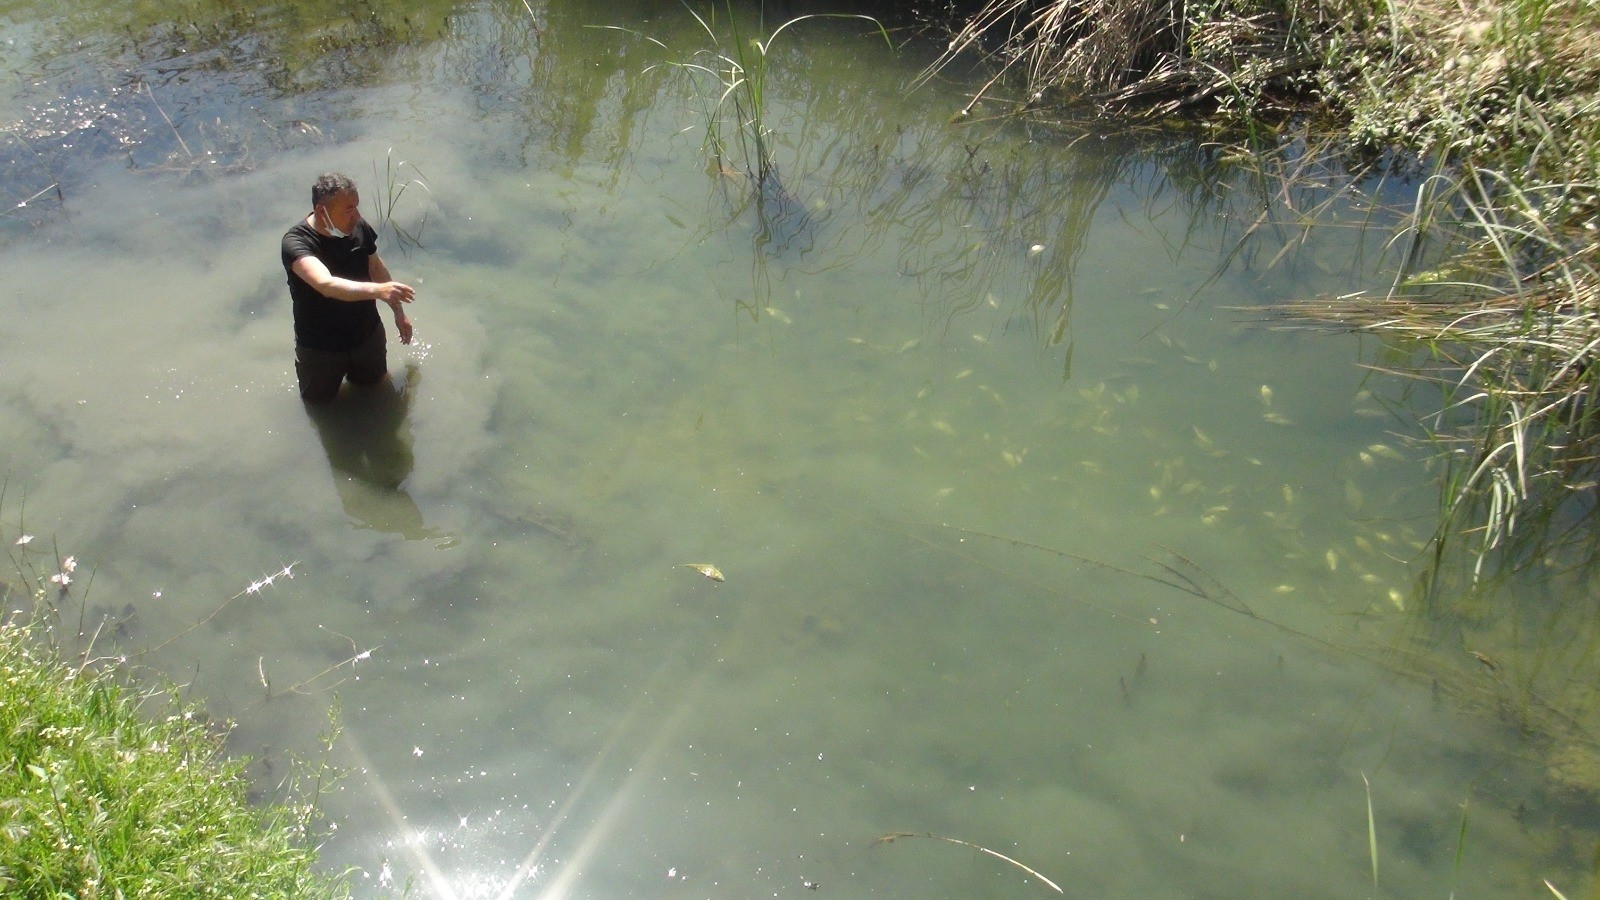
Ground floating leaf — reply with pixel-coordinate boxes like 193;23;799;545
682;563;725;582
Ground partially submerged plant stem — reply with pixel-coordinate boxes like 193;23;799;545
372;149;432;253
144;564;298;655
259;645;379;704
872;831;1064;894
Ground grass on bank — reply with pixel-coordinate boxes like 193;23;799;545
0;611;349;898
923;0;1600;578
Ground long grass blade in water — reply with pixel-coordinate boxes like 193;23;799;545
1543;878;1570;899
872;832;1064;894
1448;799;1469;900
1362;772;1379;888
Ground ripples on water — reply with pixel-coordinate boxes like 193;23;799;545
4;0;1598;896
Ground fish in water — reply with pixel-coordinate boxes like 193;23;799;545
682;563;725;582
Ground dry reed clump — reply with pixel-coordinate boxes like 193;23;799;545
923;0;1600;149
919;0;1374;119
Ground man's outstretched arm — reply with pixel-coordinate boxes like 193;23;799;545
292;254;414;305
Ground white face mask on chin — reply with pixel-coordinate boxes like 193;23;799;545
319;208;352;239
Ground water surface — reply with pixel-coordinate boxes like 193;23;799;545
3;0;1593;896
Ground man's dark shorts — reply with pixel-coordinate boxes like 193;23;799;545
296;324;386;403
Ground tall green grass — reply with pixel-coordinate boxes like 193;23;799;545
0;613;349;897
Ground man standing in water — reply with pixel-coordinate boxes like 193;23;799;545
282;172;416;403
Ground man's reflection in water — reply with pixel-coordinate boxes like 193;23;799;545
305;362;443;541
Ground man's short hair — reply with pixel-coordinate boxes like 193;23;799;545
311;172;356;208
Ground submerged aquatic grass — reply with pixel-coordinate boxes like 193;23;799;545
592;2;889;185
1449;799;1469;900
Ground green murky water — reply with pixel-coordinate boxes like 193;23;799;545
5;0;1599;896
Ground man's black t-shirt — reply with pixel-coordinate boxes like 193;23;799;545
281;219;382;352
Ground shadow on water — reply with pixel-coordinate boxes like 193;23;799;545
303;362;444;543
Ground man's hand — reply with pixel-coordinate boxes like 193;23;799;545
375;281;415;304
394;309;414;345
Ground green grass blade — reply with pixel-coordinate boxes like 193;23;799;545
584;24;671;52
1448;799;1469;900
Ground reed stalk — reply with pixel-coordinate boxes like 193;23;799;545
371;148;432;253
